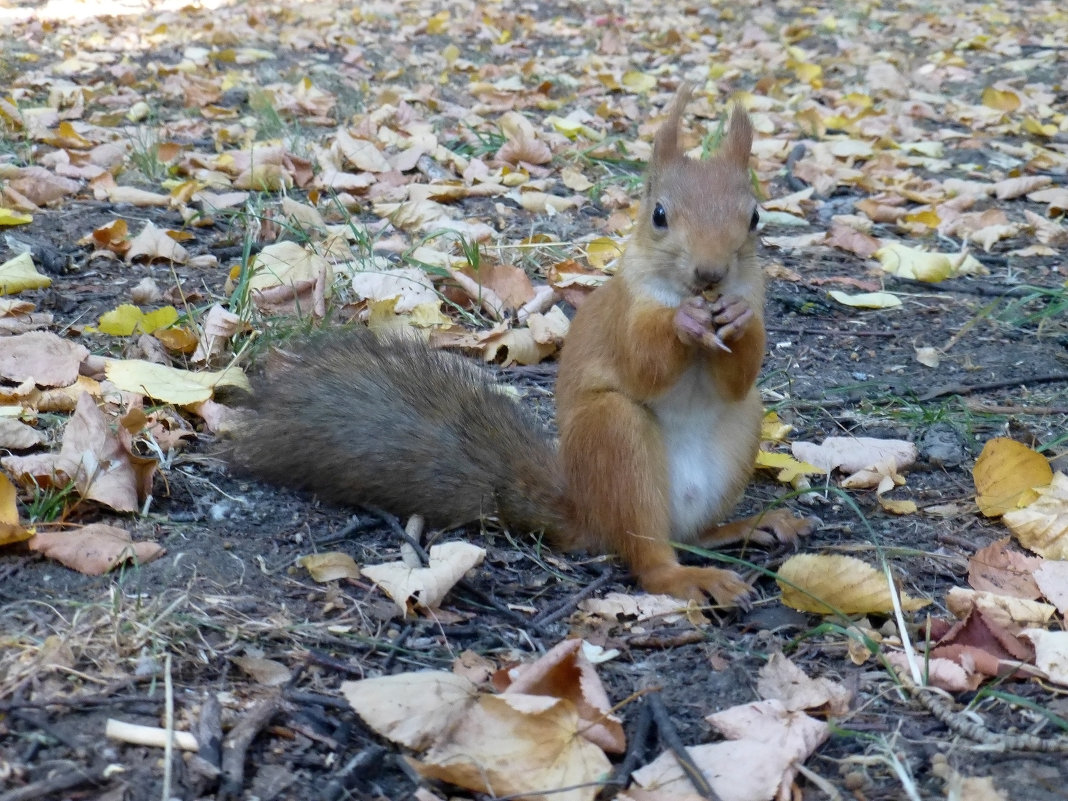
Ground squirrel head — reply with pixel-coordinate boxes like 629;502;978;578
627;85;760;306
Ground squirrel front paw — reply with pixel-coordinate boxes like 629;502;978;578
674;294;753;353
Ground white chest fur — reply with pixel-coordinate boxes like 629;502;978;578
649;364;761;540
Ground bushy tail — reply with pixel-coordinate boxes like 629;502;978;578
230;328;568;538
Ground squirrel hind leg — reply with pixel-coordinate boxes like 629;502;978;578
560;391;750;606
698;508;817;549
639;561;754;608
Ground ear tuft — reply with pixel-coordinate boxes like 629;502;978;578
651;83;693;167
720;105;753;169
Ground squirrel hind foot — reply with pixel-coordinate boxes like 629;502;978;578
638;563;753;608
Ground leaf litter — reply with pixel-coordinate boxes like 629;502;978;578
0;0;1066;799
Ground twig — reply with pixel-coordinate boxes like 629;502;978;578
896;670;1068;752
600;695;653;800
533;571;615;626
219;692;285;800
919;374;1068;401
646;692;723;801
0;764;109;801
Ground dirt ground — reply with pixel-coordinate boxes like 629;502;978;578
1;1;1068;800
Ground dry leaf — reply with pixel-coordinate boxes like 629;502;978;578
757;653;852;715
1003;472;1068;559
630;700;828;801
126;221;189;264
1022;630;1068;687
1033;561;1068;616
0;251;52;294
299;551;361;582
362;541;486;616
945;587;1055;633
0;330;88;386
0;473;33;546
28;523;164;574
967;538;1042;599
973;438;1054;517
791;437;917;475
232;656;293;686
494;638;625;754
105;360;250;406
778;554;930;615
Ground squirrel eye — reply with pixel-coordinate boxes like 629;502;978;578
749;208;760;231
652;202;668;229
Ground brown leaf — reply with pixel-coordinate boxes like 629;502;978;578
967;538;1042;599
28;523;165;575
0;331;88;387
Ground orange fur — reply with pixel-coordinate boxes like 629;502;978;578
556;86;810;605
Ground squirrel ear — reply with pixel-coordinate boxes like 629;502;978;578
651;83;693;167
720;105;753;169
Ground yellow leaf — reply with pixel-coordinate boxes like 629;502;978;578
0;473;33;546
426;9;449;34
97;304;144;336
621;70;656;93
585;237;623;271
56;120;91;147
299;551;361;582
1003;473;1068;560
1022;117;1057;138
791;61;823;86
105;360;250;405
904;208;940;227
827;290;902;309
981;86;1021;112
755;451;825;483
0;208;33;226
874;243;954;282
0;251;52;294
140;306;180;333
760;411;792;442
973;437;1053;517
778;554;930;615
545;116;603;141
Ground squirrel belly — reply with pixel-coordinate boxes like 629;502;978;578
650;363;761;542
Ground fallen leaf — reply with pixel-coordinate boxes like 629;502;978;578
126;221;189;264
0;330;88;386
778;554;930;615
1003;472;1068;559
232;656;293;686
362;541;486;616
104;360;250;406
0;251;52;294
28;523;164;574
629;699;828;801
1033;561;1068;616
0;473;33;546
791;437;917;475
827;290;901;309
1022;630;1068;687
493;638;625;754
967;538;1042;599
973;438;1053;517
757;652;852;715
299;551;361;582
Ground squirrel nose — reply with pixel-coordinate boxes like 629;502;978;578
694;264;727;288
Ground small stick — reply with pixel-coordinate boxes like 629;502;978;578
647;692;723;801
219;693;285;799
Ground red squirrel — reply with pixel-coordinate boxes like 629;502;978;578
233;86;813;606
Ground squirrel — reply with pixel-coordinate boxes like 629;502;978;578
232;85;814;606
